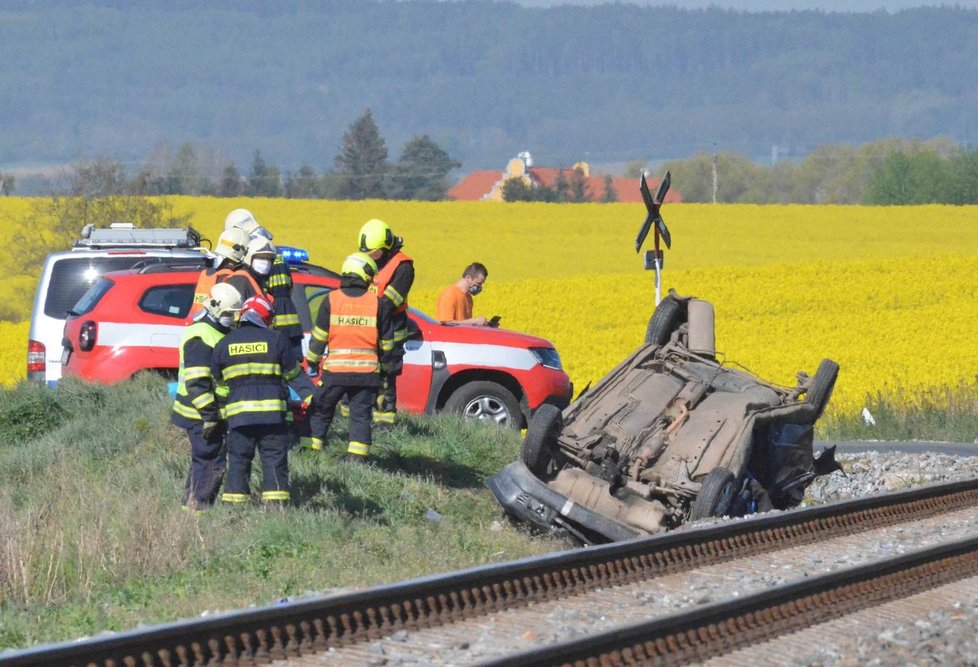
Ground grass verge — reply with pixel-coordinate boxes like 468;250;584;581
819;381;978;444
0;376;563;651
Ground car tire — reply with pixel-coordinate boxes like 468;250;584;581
444;381;522;429
521;404;563;475
805;359;840;420
689;467;736;520
644;293;686;346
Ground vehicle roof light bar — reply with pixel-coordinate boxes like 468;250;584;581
74;225;203;249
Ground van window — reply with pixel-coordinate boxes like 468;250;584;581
139;285;195;319
72;278;115;316
44;257;151;318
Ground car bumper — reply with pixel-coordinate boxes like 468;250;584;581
485;460;639;544
523;366;572;410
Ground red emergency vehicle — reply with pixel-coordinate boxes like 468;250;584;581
60;259;571;427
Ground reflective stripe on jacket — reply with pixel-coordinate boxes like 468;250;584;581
322;290;380;374
211;324;302;428
172;320;226;427
266;256;303;336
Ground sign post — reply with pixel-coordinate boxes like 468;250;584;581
635;171;672;305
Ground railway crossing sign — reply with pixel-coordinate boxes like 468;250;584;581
635;171;672;304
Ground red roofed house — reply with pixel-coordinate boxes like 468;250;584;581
447;152;682;203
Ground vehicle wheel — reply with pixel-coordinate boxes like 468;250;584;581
521;404;563;475
689;467;736;520
444;381;522;429
805;359;840;420
645;294;686;346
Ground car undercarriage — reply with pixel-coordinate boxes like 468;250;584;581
488;291;841;545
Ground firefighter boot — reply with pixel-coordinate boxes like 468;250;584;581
372;375;397;429
344;440;371;464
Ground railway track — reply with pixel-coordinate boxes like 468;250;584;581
6;477;978;667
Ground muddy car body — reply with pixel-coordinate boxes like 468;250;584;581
487;292;840;545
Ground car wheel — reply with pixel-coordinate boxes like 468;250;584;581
805;359;840;420
521;404;563;475
444;381;522;429
689;467;736;520
644;293;686;346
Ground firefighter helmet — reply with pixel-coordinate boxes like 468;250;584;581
358;218;395;252
225;208;272;240
213;227;250;265
240;294;274;327
204;282;243;320
244;236;277;266
341;252;378;282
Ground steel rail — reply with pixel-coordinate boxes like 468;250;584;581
485;534;978;667
5;477;978;667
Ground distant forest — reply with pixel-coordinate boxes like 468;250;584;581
0;1;976;176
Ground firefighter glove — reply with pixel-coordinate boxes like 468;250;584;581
201;420;219;440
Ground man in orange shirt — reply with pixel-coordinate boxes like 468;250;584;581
436;262;489;325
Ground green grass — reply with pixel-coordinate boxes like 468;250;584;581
0;376;564;651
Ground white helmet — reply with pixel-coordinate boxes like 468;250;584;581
204;283;243;320
213;227;250;265
224;208;272;240
244;236;277;267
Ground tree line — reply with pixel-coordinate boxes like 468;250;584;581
7;109;461;203
628;138;978;205
150;109;459;201
5;122;978;206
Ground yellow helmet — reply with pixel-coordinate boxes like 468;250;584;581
358;218;395;252
341;252;378;282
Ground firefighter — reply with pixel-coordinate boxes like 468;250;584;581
357;218;414;426
305;252;395;462
212;294;315;506
223;235;275;305
172;282;243;510
189;227;250;318
225;208;304;359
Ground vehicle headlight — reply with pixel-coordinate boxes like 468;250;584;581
530;346;562;370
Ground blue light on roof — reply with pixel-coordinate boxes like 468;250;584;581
278;246;310;264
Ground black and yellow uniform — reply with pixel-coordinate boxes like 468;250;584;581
306;275;395;458
264;255;304;358
212;320;314;504
369;246;414;424
172;316;230;508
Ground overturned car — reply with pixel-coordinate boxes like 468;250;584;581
487;291;841;545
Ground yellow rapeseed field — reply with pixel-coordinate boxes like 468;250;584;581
3;196;977;417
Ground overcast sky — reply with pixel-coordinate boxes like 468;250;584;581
506;1;978;9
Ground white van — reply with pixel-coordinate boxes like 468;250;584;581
27;224;206;385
